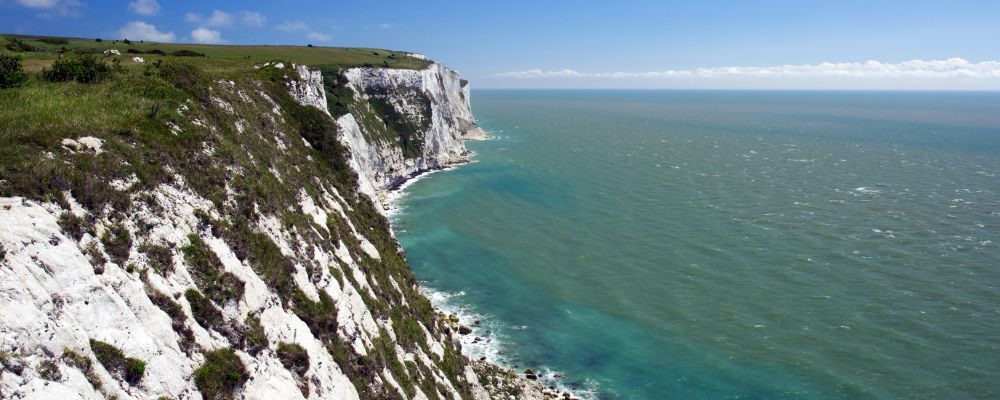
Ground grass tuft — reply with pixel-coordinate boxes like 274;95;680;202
194;348;247;400
141;243;174;274
182;234;245;304
62;348;102;390
276;342;310;377
57;212;90;241
88;338;145;385
184;288;223;330
101;223;131;264
243;316;268;356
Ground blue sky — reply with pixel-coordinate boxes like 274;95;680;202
4;0;1000;89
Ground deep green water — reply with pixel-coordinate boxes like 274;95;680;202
390;90;1000;399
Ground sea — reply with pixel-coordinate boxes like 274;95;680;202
388;90;1000;400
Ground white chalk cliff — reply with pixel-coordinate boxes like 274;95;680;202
0;58;563;400
318;63;485;204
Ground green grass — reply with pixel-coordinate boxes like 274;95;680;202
0;73;156;145
1;33;432;70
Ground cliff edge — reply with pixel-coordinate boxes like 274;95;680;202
288;62;487;207
0;45;566;400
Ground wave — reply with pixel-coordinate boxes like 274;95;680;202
418;285;599;399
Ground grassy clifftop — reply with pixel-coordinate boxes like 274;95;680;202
0;33;430;203
2;33;433;72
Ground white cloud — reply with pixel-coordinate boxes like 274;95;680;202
128;0;159;16
307;32;332;42
496;69;582;78
240;11;266;27
379;23;394;29
190;27;222;44
276;20;309;32
496;59;1000;80
205;10;233;27
15;0;79;17
15;0;58;8
275;21;332;42
118;21;175;42
184;10;233;27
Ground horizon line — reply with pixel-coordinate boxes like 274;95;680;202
471;87;1000;92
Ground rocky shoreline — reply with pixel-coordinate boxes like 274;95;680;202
386;167;589;400
442;312;587;400
295;60;589;399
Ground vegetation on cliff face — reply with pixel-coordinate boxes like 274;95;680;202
88;339;146;385
194;348;248;400
0;36;477;399
317;65;434;159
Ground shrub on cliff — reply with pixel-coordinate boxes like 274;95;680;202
38;37;69;45
4;38;37;52
243;315;268;356
141;243;174;274
89;339;146;385
101;223;132;265
58;212;89;241
42;54;112;83
38;359;61;381
170;49;206;57
156;60;210;102
194;349;247;400
288;100;355;190
62;349;102;389
184;288;224;330
292;101;336;150
0;54;28;89
290;289;338;341
276;342;310;376
150;290;196;354
182;234;245;304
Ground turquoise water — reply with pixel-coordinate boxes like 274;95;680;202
390;90;1000;399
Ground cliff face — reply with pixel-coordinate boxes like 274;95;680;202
309;63;486;204
0;59;555;400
